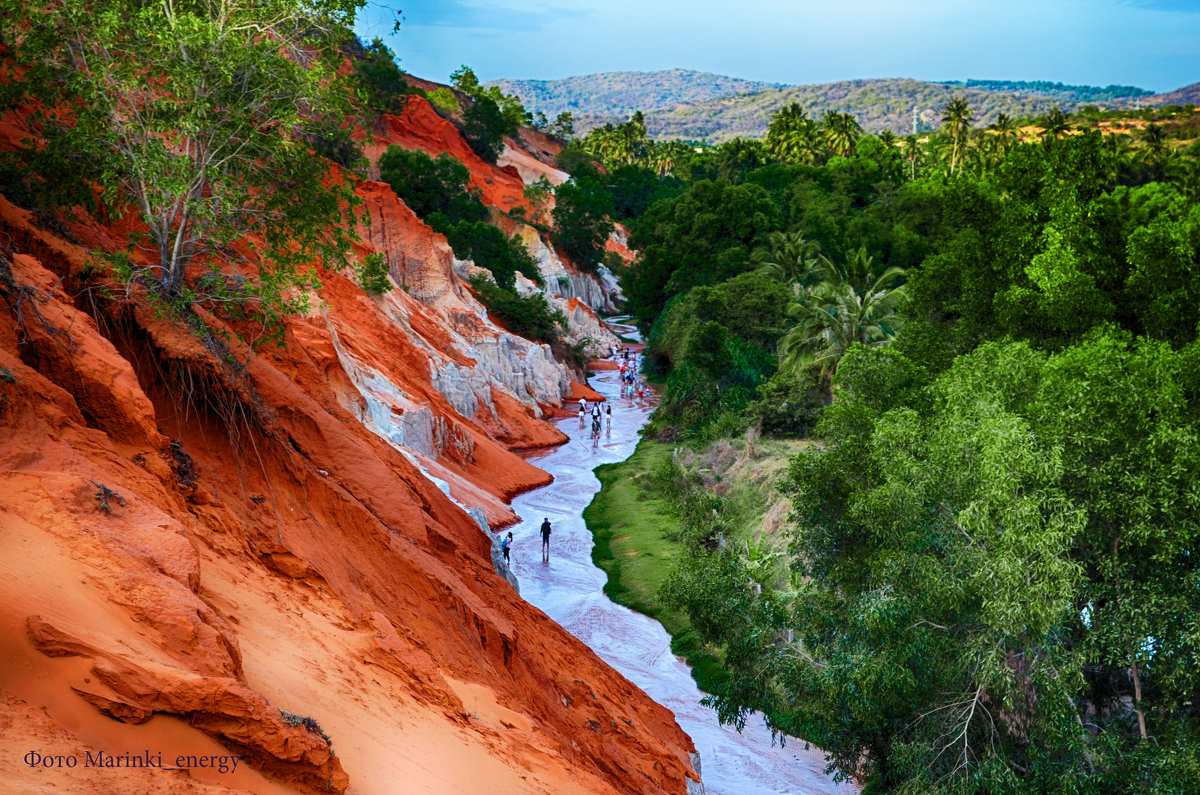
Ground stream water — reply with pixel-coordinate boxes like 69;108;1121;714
508;329;853;795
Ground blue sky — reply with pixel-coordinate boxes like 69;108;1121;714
354;0;1200;92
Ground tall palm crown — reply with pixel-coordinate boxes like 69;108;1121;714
767;103;821;164
822;110;862;158
778;246;907;385
941;96;973;174
752;230;823;287
1039;107;1072;142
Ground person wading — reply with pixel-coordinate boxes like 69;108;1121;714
540;518;552;561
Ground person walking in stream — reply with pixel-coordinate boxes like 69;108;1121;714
540;518;552;561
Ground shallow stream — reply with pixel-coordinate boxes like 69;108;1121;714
508;334;853;795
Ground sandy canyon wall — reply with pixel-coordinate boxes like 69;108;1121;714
0;93;699;794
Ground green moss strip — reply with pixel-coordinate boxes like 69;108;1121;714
584;438;726;691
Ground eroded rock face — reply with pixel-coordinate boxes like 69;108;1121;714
0;87;701;795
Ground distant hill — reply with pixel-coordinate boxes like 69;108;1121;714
1149;81;1200;107
935;79;1152;104
486;69;786;117
490;70;1171;143
629;79;1148;142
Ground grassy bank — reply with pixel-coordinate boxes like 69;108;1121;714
584;439;727;691
585;434;816;694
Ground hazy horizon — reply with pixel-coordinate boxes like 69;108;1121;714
354;0;1199;94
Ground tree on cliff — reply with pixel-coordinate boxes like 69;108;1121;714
551;167;614;273
0;0;364;331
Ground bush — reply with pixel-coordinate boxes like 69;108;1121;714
427;87;459;115
377;146;487;224
356;252;391;295
555;142;594;174
444;221;541;290
746;369;824;437
469;273;565;343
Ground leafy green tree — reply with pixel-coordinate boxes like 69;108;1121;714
551;169;615;272
0;0;364;322
675;334;1200;791
451;64;532;130
450;64;481;95
624;179;779;329
549;111;576;139
691;271;794;350
603;164;683;221
520;176;554;227
354;37;421;114
377;146;487;224
461;93;514;163
443;221;540;290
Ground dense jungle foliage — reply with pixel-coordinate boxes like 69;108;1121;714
595;100;1200;792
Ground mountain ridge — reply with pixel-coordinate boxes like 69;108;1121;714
489;69;1187;142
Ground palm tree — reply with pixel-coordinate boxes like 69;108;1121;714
752;230;822;286
767;103;821;164
623;111;650;166
1169;155;1200;200
1038;107;1072;142
777;277;906;386
1103;132;1136;183
941;96;973;174
715;137;766;180
902;134;921;180
585;126;620;164
991;112;1016;162
777;247;907;393
821;110;861;158
655;140;694;177
878;130;897;149
818;245;905;296
1139;122;1168;160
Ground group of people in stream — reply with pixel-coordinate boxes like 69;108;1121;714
500;517;553;564
578;397;611;448
499;343;647;568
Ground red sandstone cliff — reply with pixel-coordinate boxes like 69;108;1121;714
0;83;698;794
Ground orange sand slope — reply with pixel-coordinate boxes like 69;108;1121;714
0;84;698;793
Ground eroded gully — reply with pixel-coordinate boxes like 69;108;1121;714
508;328;854;795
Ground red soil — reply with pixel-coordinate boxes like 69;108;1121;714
0;92;697;795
